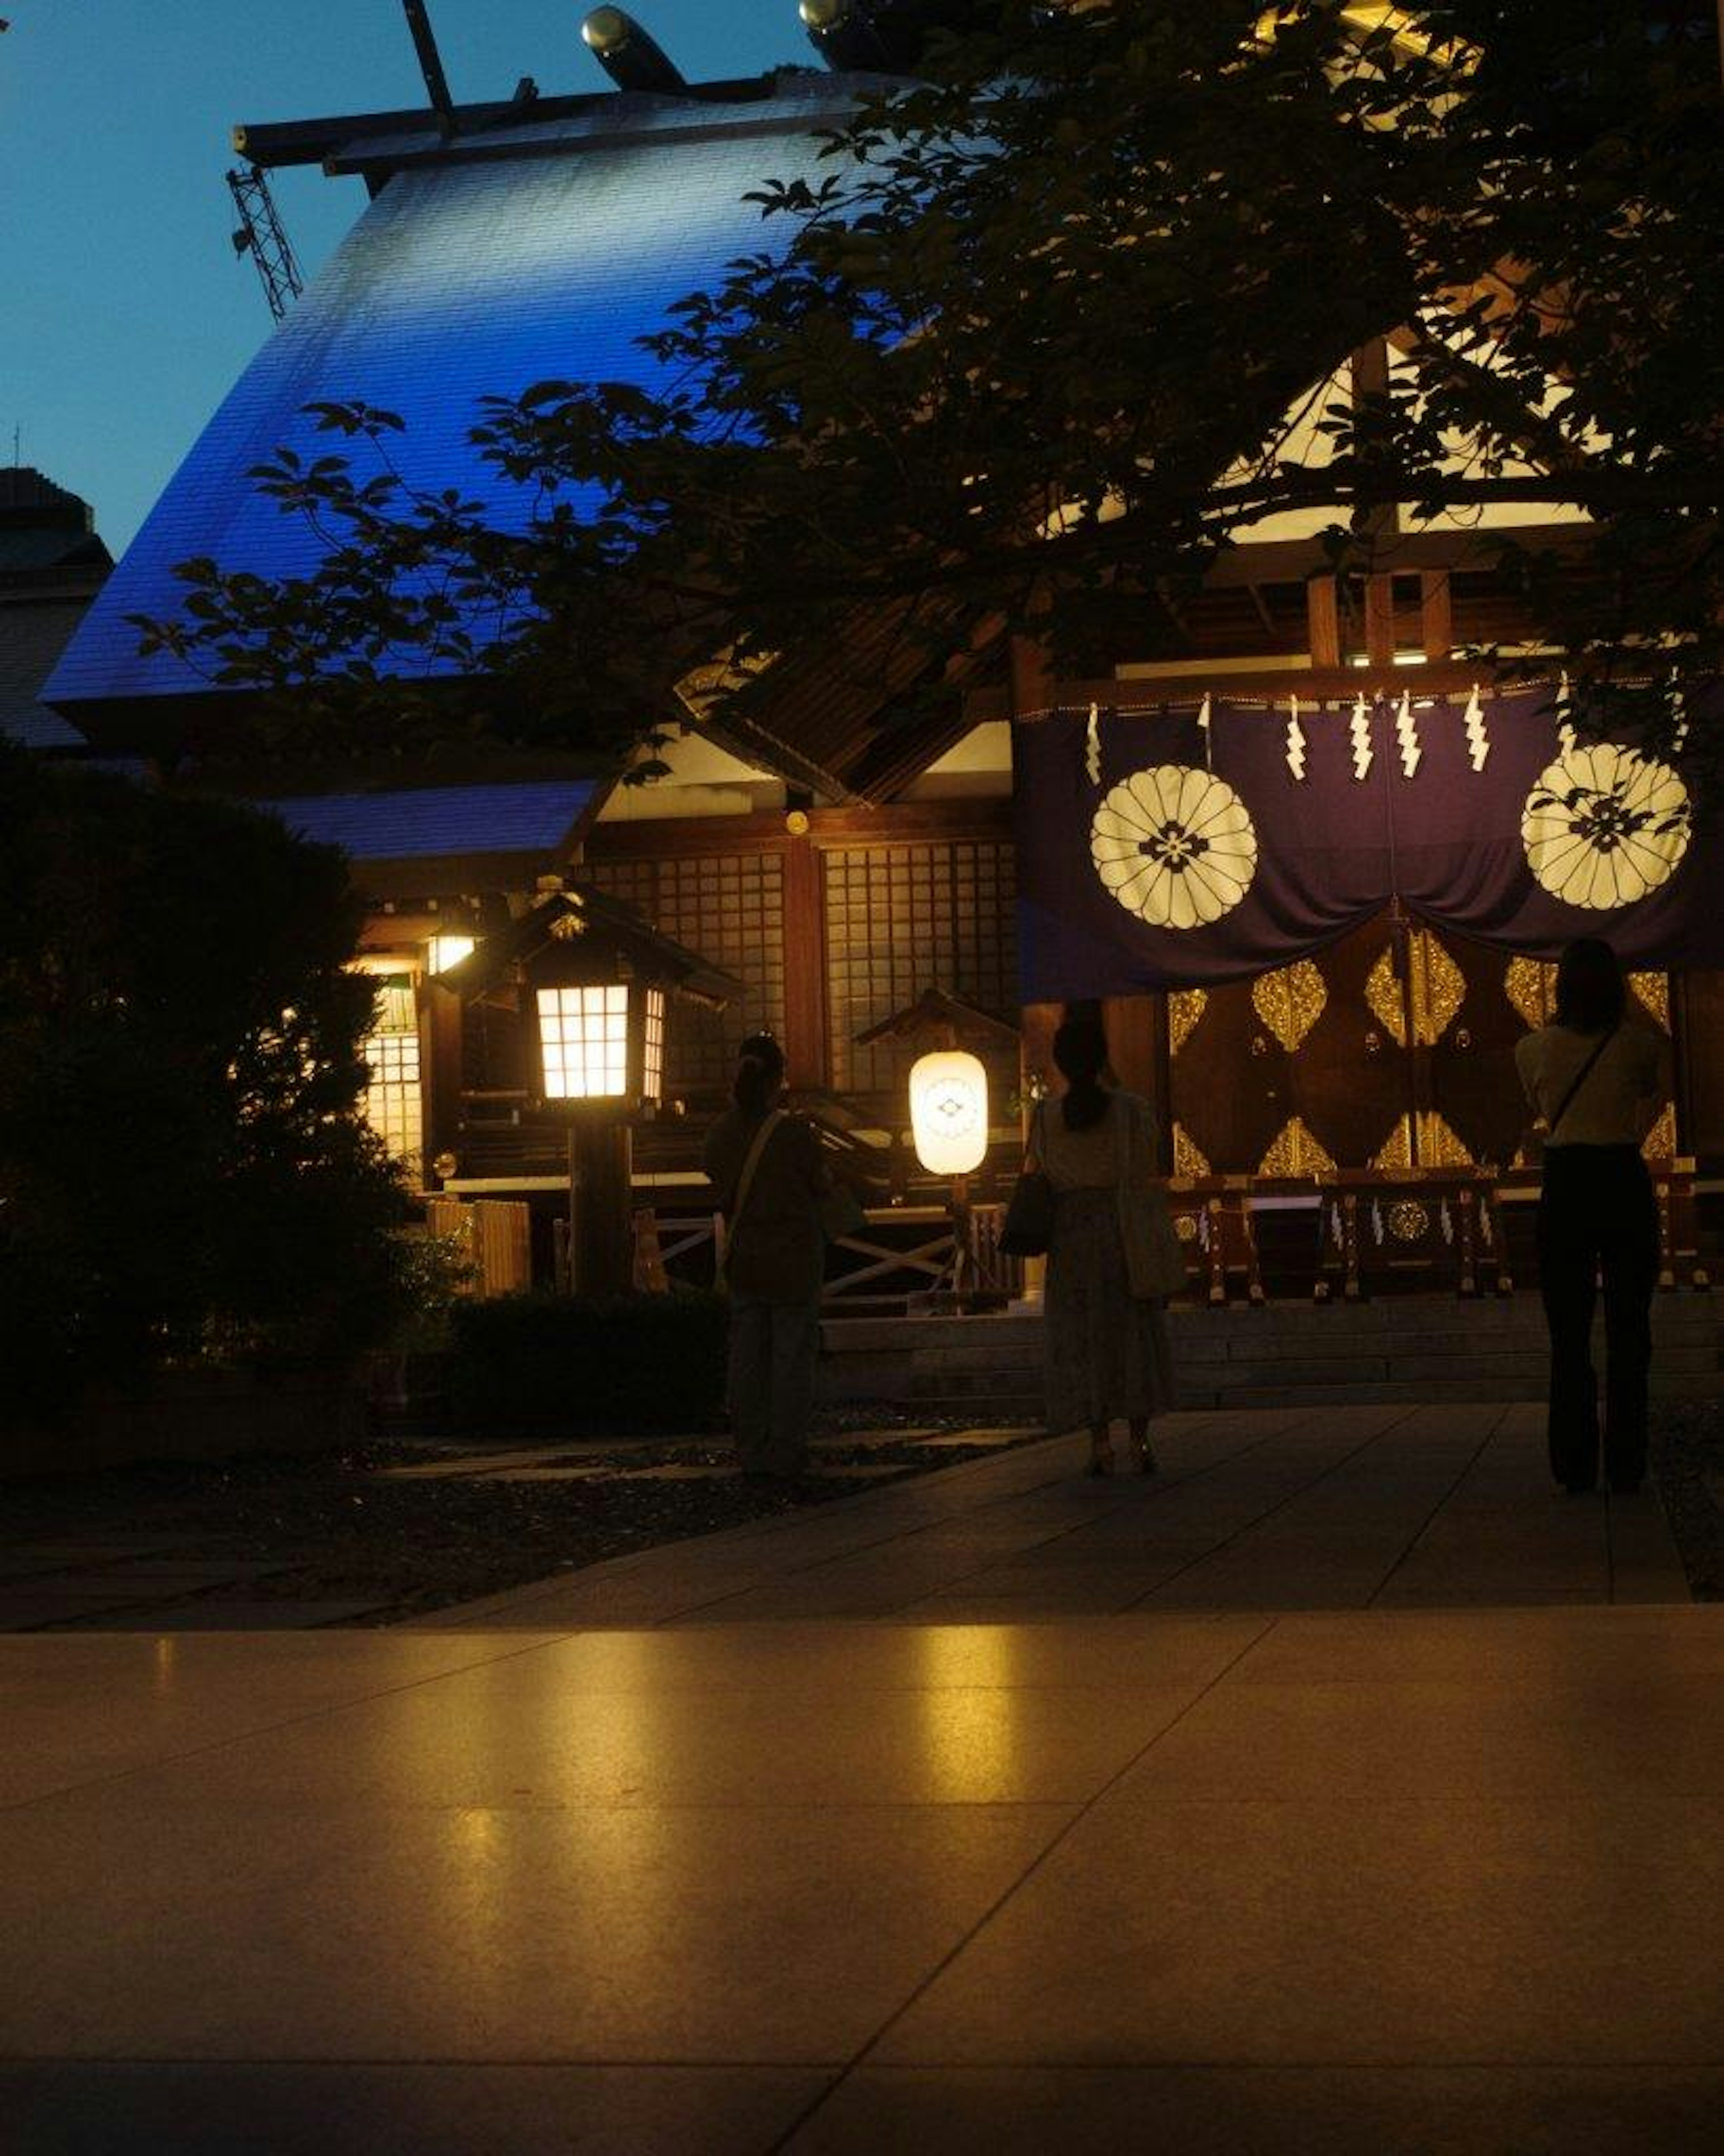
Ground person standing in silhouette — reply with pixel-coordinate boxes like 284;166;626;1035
1036;1014;1176;1476
1515;938;1663;1494
704;1032;827;1479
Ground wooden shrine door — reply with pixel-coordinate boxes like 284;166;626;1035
1167;914;1676;1177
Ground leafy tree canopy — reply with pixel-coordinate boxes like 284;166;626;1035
0;742;413;1420
136;0;1724;758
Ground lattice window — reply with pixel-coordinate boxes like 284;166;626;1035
824;841;1017;1099
588;853;786;1096
362;974;423;1172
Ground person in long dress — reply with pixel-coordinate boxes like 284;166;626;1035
1514;938;1663;1495
703;1033;827;1478
1037;1015;1177;1476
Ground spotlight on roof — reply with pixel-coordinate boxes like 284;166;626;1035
799;0;884;69
802;2;996;72
581;7;687;93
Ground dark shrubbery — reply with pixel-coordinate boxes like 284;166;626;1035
0;743;414;1426
446;1291;728;1436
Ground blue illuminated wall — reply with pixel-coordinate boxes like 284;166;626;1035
45;80;860;714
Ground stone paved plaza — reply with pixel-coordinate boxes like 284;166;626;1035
4;1403;1721;2153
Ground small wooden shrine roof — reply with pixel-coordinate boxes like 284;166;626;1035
438;883;743;1011
853;984;1020;1050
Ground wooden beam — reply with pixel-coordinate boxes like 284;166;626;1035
1306;576;1342;668
586;798;1013;862
1200;523;1594;588
965;659;1555;724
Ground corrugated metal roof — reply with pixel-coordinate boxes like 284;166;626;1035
264;779;596;862
43;79;862;716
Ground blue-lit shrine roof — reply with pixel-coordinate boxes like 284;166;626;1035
262;779;598;864
44;73;869;718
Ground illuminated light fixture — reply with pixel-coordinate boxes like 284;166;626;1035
909;1050;989;1176
534;979;665;1106
427;934;476;975
581;6;686;91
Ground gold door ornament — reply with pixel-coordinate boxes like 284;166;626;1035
1257;1116;1337;1178
1504;956;1556;1031
1365;930;1465;1049
1505;957;1669;1033
1371;1109;1472;1169
1168;988;1208;1058
1250;961;1327;1054
1172;1121;1212;1177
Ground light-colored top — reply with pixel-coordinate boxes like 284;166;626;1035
1514;1022;1662;1147
1034;1088;1160;1193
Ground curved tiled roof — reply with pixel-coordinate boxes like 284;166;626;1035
44;77;863;717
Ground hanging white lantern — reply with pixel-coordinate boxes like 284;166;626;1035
909;1050;989;1176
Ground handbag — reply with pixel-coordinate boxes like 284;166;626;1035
998;1102;1055;1258
1113;1093;1188;1299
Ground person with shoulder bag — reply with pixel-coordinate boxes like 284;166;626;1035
704;1033;849;1479
1035;1016;1179;1477
1514;938;1664;1495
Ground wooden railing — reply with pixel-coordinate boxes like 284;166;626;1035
644;1202;1022;1310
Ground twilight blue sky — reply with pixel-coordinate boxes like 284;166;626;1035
2;2;800;554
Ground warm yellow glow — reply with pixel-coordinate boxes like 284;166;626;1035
915;1628;1023;1800
910;1050;989;1176
428;935;476;975
642;986;666;1103
538;984;629;1099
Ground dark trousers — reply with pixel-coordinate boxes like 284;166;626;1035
726;1294;820;1477
1535;1146;1659;1491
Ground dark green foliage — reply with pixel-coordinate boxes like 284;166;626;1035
445;1291;728;1436
0;742;413;1424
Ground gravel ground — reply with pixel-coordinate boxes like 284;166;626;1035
0;1410;1040;1626
4;1398;1718;1626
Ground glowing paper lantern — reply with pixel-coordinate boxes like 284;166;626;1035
909;1050;989;1176
535;981;666;1105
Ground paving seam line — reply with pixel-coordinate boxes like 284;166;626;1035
762;1614;1285;2154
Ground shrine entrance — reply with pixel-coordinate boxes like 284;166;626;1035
1166;912;1676;1180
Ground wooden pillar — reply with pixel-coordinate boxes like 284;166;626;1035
781;830;827;1089
1420;570;1453;661
1364;574;1397;667
567;1120;634;1297
1306;575;1342;669
1009;634;1055;716
423;977;464;1183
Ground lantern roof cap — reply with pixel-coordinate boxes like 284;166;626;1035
438;881;742;1009
853;984;1019;1049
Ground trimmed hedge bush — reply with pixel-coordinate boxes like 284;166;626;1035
446;1290;728;1436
